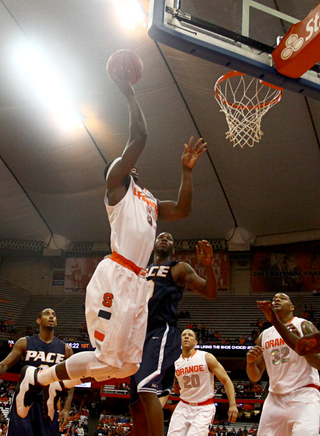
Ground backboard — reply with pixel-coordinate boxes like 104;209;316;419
148;0;320;100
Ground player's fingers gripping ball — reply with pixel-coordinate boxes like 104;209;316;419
106;49;143;85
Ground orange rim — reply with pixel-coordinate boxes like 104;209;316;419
214;70;283;110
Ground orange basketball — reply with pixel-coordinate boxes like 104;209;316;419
106;49;143;85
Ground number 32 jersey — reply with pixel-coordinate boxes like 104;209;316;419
175;350;214;403
261;316;319;395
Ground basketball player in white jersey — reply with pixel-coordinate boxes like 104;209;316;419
246;293;320;436
167;329;238;436
15;63;207;420
257;298;320;356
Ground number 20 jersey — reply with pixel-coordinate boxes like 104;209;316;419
261;316;319;395
175;350;214;403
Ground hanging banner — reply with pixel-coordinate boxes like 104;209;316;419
252;241;320;293
175;251;230;293
64;255;103;293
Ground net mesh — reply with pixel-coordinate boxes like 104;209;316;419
215;72;283;148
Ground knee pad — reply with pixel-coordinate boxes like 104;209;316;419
65;352;139;382
65;351;97;380
114;363;139;379
65;351;115;381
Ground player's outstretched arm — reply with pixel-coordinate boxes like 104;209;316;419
158;137;207;221
0;337;26;376
257;300;304;352
195;240;217;299
59;387;74;429
258;301;320;365
295;332;320;356
246;335;265;383
107;68;148;193
59;344;74;428
172;240;216;299
294;321;320;369
282;321;320;368
206;354;238;423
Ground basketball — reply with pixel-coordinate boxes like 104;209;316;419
106;49;143;85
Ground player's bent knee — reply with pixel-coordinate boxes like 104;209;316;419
65;352;139;381
115;363;139;378
65;351;109;380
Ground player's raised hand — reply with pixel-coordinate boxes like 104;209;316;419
182;136;207;170
257;300;278;324
246;346;264;363
196;240;213;266
112;66;134;98
287;323;301;337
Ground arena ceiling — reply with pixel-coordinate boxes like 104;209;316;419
1;0;320;253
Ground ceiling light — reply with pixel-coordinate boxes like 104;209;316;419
113;0;147;30
16;46;83;130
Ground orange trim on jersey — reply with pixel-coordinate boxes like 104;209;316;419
110;252;147;277
182;350;197;360
94;331;105;342
285;316;295;326
301;384;319;390
180;397;214;406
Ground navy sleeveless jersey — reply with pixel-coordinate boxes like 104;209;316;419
8;335;67;435
25;335;66;370
146;260;184;331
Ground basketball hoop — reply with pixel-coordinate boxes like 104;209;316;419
214;71;283;148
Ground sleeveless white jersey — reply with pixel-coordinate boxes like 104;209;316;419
105;159;158;268
261;316;320;395
175;350;214;403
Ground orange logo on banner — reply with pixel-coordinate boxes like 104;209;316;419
272;3;320;78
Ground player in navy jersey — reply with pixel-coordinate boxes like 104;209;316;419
130;232;217;436
0;308;73;436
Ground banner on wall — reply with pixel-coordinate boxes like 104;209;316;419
175;251;230;293
64;255;103;293
252;241;320;293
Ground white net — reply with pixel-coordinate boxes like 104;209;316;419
214;71;283;148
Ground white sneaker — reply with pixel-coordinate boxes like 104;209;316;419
43;381;66;421
14;366;39;418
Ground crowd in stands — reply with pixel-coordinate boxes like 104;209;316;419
215;380;265;400
177;303;320;346
100;378;266;402
181;319;272;347
0;379;15;434
59;400;90;435
209;424;258;435
93;412;131;435
0;378;263;436
0;318;16;334
79;323;89;342
5;303;315;345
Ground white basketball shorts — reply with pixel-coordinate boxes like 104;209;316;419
86;253;153;369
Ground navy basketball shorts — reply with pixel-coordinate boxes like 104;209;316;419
8;398;59;436
130;324;181;405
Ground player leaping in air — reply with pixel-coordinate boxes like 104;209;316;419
14;60;207;421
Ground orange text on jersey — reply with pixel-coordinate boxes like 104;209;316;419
134;188;158;212
265;338;285;349
176;364;204;376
